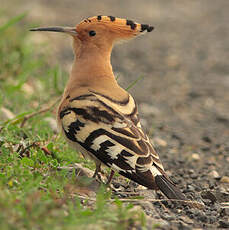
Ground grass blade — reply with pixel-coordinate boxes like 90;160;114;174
126;75;143;91
0;13;27;33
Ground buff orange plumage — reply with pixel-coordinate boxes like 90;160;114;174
30;16;186;200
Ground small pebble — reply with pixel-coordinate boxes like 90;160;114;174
209;170;220;179
219;220;229;228
179;216;194;224
162;213;174;221
201;191;217;203
188;169;195;174
220;176;229;184
209;216;217;224
220;208;229;217
192;153;200;161
187;185;195;192
190;174;198;179
198;214;208;223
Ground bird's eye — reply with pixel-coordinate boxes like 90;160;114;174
89;30;96;36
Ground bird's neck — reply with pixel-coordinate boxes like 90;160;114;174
63;45;118;97
71;41;115;81
59;43;129;111
62;42;128;102
73;54;113;82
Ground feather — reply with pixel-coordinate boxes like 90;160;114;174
76;16;154;40
155;175;186;200
59;91;186;200
32;15;186;200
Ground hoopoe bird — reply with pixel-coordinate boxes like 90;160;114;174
31;15;186;200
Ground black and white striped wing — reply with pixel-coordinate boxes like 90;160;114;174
59;91;164;189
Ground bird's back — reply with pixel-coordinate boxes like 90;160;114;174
58;87;164;190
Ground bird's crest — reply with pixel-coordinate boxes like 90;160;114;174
76;15;154;39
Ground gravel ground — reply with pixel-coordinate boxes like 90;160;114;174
4;0;229;229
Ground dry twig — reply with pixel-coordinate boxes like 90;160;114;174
20;97;60;128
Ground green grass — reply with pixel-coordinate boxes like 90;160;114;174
0;14;153;230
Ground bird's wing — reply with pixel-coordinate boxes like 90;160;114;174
59;90;164;189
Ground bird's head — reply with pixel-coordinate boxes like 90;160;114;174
30;15;154;57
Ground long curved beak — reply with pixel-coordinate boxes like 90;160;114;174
30;26;77;35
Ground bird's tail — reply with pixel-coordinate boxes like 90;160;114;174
155;174;187;200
